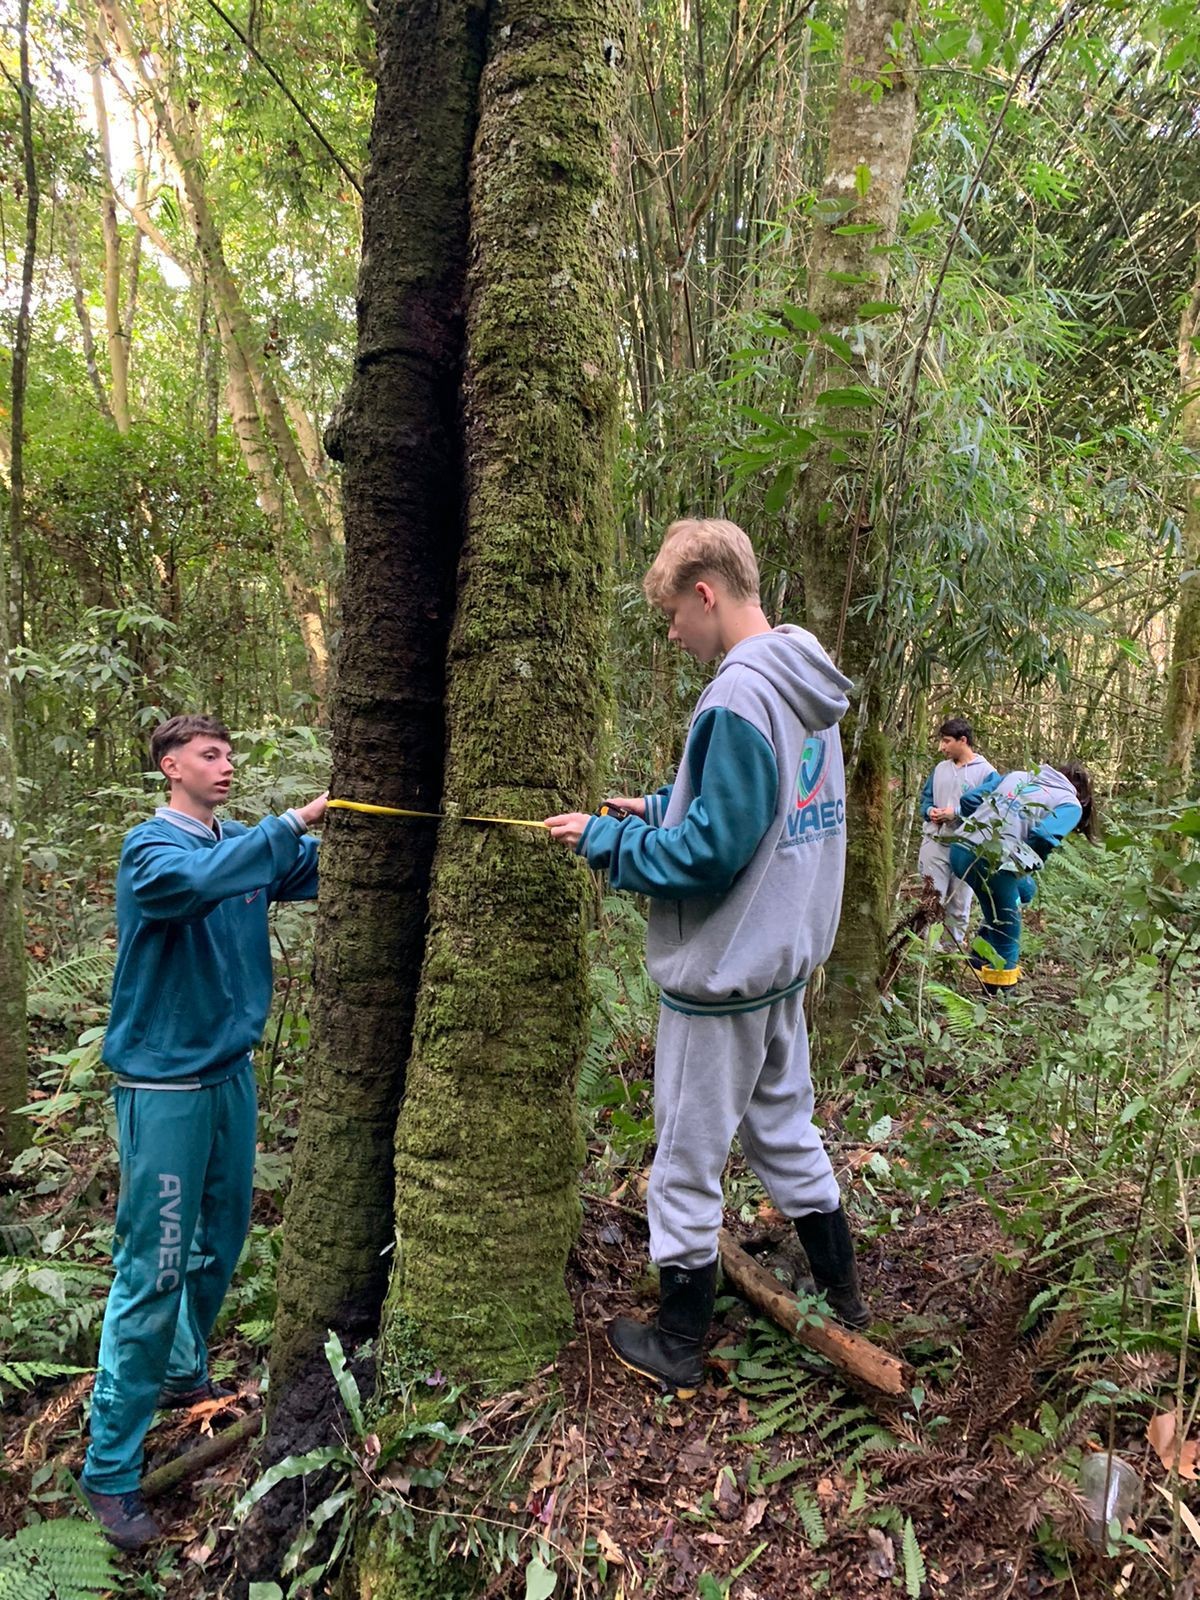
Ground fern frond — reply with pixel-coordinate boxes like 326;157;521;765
926;982;979;1038
902;1517;926;1598
792;1484;828;1549
27;949;116;1014
0;1517;119;1599
0;1362;92;1398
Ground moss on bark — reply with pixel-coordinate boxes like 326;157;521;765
386;0;631;1383
270;0;489;1394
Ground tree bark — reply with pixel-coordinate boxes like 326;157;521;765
87;19;131;434
268;0;490;1395
63;207;117;425
1161;249;1200;801
1;0;37;1159
793;0;917;1063
380;0;629;1390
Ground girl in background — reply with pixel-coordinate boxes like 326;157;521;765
948;761;1095;992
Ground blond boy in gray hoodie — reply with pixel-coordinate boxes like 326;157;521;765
546;519;868;1394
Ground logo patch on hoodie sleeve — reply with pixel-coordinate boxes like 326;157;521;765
780;733;845;848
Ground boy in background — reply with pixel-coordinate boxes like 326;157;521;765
546;519;869;1396
918;718;996;946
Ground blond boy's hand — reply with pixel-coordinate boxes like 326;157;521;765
544;812;592;849
603;796;647;818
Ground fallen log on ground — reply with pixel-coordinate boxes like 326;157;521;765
717;1229;910;1396
141;1410;262;1498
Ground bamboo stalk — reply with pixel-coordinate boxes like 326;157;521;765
718;1229;910;1396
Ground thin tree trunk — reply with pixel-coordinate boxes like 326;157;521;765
63;207;116;423
87;18;131;433
380;0;629;1391
220;337;331;711
1161;251;1200;800
792;0;917;1063
268;0;490;1396
1;0;37;1158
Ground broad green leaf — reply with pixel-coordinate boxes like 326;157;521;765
324;1330;366;1438
525;1557;558;1600
815;385;879;408
765;466;795;513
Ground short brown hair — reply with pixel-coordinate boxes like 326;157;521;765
643;518;761;608
151;714;231;774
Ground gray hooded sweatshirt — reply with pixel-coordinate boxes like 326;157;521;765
579;625;852;1014
957;764;1084;872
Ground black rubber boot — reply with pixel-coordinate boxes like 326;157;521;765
607;1260;717;1396
793;1206;871;1330
158;1377;235;1410
82;1487;161;1551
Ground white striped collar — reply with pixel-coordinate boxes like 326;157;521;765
155;806;223;842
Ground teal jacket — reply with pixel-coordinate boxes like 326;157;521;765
103;808;319;1086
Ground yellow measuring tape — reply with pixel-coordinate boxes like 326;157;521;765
327;798;549;830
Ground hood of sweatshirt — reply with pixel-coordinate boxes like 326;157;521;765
1032;764;1082;811
716;624;851;732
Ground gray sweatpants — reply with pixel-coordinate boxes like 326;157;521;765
648;989;841;1270
917;837;975;945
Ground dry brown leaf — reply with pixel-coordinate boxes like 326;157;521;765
529;1448;559;1492
867;1526;895;1579
596;1529;625;1566
1147;1411;1199;1480
742;1496;768;1532
1153;1482;1200;1546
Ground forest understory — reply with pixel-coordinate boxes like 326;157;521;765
4;856;1198;1600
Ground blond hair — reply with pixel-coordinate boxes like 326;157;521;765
643;518;761;608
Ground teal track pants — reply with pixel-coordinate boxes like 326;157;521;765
82;1061;257;1494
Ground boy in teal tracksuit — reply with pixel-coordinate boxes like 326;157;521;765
81;715;326;1549
547;518;869;1395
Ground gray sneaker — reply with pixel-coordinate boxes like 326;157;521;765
82;1487;161;1550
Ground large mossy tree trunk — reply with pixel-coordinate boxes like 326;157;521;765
1161;253;1200;802
378;0;629;1389
794;0;917;1065
269;0;490;1394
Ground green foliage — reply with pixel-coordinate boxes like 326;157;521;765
0;1518;118;1600
901;1517;926;1599
791;1484;828;1549
25;955;114;1026
0;1362;91;1403
234;1332;469;1600
0;1260;108;1369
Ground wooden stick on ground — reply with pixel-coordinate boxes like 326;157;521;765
718;1229;910;1397
141;1410;262;1499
